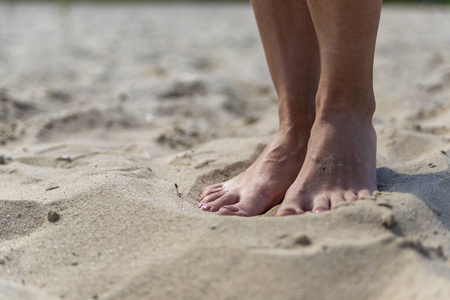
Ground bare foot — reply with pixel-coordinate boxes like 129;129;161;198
276;97;377;216
198;120;312;216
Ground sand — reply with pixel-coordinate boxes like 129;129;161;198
0;2;449;300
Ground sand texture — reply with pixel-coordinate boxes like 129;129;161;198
1;3;450;300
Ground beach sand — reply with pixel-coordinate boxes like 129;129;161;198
0;2;449;299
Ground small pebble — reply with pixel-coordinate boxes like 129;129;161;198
381;213;396;228
0;259;5;265
293;234;311;246
56;155;72;163
46;186;60;191
174;184;181;197
48;211;60;222
0;155;5;165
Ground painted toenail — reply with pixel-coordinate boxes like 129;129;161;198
223;205;239;212
198;203;204;208
202;205;211;211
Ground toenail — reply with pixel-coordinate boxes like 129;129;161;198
223;205;239;212
314;209;325;213
198;203;204;208
202;205;211;211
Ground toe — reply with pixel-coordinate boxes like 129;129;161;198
344;191;358;202
217;205;254;217
201;204;212;211
312;195;330;213
230;193;280;216
276;190;308;216
200;191;226;204
208;194;239;212
358;189;371;198
217;205;241;215
275;207;305;217
330;194;345;208
207;183;223;190
200;187;223;201
200;184;223;199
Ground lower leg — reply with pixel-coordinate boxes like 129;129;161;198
199;0;320;216
253;0;320;133
310;0;381;113
277;0;382;216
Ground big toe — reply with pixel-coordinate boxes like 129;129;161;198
275;207;304;217
217;205;249;216
207;194;239;212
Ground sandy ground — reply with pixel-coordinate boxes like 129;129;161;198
0;2;449;300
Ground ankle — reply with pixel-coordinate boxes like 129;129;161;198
315;86;376;122
278;96;316;135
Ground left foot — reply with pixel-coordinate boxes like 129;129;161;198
198;131;308;216
276;92;377;216
198;95;315;216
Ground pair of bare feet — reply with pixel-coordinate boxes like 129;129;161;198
197;0;381;217
198;91;377;217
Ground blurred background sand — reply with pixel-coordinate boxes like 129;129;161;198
0;1;449;299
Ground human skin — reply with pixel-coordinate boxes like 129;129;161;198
199;0;382;216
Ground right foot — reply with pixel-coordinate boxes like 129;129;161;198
276;88;378;216
198;131;309;216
